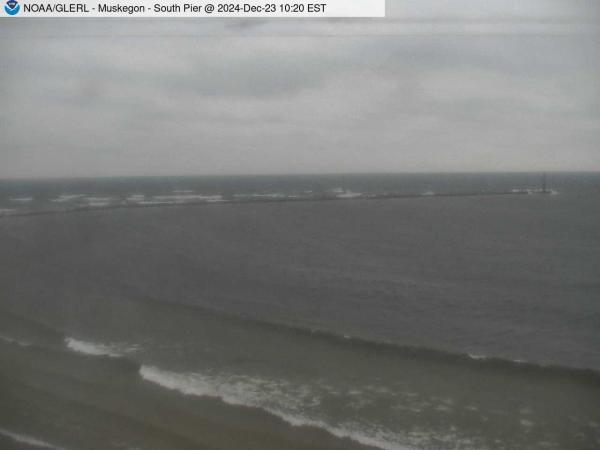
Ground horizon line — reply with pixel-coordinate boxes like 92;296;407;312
1;170;599;183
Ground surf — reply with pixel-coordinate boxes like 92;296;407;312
0;427;68;450
138;365;416;450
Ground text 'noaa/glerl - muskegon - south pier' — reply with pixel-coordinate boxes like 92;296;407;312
3;0;385;17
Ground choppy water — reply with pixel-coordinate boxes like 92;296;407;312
0;173;599;449
0;172;581;215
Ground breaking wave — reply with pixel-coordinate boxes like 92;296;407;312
64;337;138;358
139;365;414;450
170;301;600;383
0;334;31;347
0;427;68;450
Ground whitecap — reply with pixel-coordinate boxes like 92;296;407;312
520;419;534;427
0;427;67;450
64;337;137;358
126;194;146;202
84;197;112;207
337;190;363;199
152;194;222;203
51;194;85;202
139;365;416;450
0;334;30;347
136;200;170;205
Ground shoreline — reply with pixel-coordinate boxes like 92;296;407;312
0;338;378;450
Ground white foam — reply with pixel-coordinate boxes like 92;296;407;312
51;194;85;203
0;334;30;347
139;365;301;409
10;196;33;202
510;188;559;196
139;365;416;450
467;353;488;361
0;208;15;215
254;193;285;198
0;427;67;450
88;202;111;207
65;337;137;358
337;190;363;199
520;419;534;427
234;193;291;200
136;200;170;205
78;197;112;208
152;194;223;203
421;191;435;196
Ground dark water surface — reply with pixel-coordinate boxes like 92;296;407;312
0;173;599;449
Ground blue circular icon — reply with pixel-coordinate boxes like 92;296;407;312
5;0;20;15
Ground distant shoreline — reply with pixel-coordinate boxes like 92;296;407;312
0;189;551;219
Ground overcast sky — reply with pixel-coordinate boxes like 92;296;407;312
1;0;599;178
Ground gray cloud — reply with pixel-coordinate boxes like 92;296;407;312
1;0;599;177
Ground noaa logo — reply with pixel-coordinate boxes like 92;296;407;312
4;0;20;15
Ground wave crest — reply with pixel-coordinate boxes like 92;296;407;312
139;365;414;450
64;337;138;358
0;427;68;450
